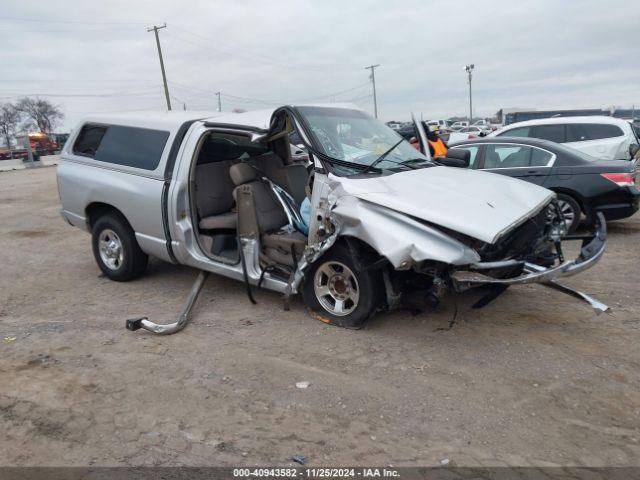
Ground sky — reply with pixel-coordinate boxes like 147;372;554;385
1;0;639;132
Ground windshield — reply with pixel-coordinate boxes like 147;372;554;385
297;106;432;175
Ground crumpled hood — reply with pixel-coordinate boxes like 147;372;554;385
332;166;555;244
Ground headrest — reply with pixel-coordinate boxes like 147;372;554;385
230;162;258;186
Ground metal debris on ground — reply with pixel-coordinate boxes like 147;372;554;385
289;455;307;465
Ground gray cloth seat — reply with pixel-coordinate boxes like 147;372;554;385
198;211;237;230
195;160;238;230
230;162;307;267
248;153;309;205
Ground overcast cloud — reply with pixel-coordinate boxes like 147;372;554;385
1;0;639;131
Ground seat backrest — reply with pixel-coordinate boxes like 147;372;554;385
269;164;309;205
194;160;237;218
248;153;308;205
484;151;502;169
230;163;287;234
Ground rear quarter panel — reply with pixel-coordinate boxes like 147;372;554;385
57;160;168;260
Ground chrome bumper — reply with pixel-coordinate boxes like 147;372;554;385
450;213;609;313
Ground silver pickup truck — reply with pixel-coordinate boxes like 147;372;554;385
57;104;608;330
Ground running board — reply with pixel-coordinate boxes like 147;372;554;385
126;270;210;335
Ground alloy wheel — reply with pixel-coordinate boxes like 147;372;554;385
313;261;360;316
98;229;124;270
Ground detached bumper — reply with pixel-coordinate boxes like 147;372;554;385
451;212;607;290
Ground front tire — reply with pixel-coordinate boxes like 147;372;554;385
91;213;148;281
302;245;381;329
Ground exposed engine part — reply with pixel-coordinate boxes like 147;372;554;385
125;270;210;335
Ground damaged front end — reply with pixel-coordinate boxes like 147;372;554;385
306;191;609;315
449;206;608;313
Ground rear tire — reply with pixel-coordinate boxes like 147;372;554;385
302;244;382;329
91;213;148;281
556;193;581;233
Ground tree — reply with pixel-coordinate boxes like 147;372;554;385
15;97;64;134
0;103;20;150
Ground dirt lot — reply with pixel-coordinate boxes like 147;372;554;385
1;166;639;467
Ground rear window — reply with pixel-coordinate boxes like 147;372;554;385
73;125;107;157
531;124;565;143
566;123;625;142
73;123;169;170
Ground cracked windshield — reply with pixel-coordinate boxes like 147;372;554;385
298;106;431;174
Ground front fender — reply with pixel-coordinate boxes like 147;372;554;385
332;196;481;269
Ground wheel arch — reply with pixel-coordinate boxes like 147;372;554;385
85;202;133;231
547;188;591;218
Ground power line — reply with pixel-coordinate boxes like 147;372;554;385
168;80;372;107
0;90;162;99
346;93;374;103
0;16;151;25
168;26;329;72
294;82;370;103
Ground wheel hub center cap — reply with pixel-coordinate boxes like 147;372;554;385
106;242;120;258
330;276;349;297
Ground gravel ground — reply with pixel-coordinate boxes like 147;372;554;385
1;166;639;467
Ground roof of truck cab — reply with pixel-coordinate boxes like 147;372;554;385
203;103;360;131
78;103;361;133
79;111;222;132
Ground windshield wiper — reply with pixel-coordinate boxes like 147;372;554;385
303;143;383;173
363;138;404;173
399;158;434;168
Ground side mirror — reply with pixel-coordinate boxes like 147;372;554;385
479;131;487;137
629;143;639;158
439;148;471;168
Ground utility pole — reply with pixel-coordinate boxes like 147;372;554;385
147;23;172;111
465;64;474;122
364;64;380;118
215;91;222;112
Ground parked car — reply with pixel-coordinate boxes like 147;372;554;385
425;119;448;132
460;126;488;137
448;137;639;231
57;106;607;330
491;116;640;161
397;124;417;139
472;119;492;128
449;121;470;131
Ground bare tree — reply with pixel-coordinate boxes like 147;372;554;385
15;97;64;134
0;103;20;150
